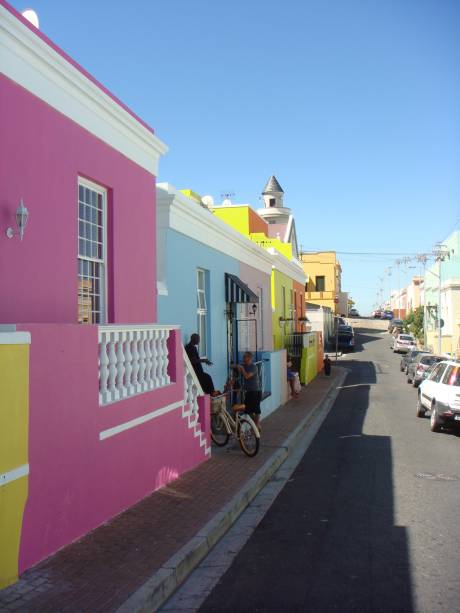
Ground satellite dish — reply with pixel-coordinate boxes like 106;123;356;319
201;195;214;207
22;8;40;28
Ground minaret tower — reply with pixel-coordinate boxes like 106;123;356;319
257;175;292;225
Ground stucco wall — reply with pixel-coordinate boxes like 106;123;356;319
157;229;239;391
0;75;157;324
272;269;293;350
260;349;288;418
239;262;273;352
15;323;208;573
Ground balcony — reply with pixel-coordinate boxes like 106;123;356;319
98;324;178;405
306;291;335;300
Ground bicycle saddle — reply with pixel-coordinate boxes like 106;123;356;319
231;404;246;412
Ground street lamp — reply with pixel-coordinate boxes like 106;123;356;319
6;199;29;241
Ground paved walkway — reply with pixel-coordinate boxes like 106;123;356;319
0;371;341;613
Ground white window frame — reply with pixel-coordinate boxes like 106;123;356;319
78;177;108;324
196;268;208;358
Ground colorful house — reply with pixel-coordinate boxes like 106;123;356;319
424;231;460;356
301;251;345;315
156;183;288;417
210;178;307;351
0;1;209;585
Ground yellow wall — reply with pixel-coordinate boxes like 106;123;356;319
272;269;294;350
299;333;318;385
301;251;342;314
180;188;203;204
211;206;250;236
0;336;30;588
250;233;293;260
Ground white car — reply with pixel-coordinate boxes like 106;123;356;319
392;333;416;353
417;361;460;431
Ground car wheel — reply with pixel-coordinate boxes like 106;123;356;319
416;395;425;418
430;402;441;432
407;374;412;384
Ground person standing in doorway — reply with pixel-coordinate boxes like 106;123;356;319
234;351;262;430
184;333;215;394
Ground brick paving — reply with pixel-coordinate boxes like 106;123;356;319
0;372;340;613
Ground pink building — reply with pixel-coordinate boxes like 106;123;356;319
0;0;209;580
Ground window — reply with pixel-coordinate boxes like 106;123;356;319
269;198;276;207
433;363;448;383
78;179;106;324
445;365;460;386
196;269;208;357
315;276;325;292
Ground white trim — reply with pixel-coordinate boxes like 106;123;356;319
0;331;31;345
99;400;183;440
0;5;168;175
0;463;29;487
98;323;179;335
157;184;306;285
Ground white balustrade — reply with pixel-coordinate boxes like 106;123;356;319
183;348;204;415
99;325;176;405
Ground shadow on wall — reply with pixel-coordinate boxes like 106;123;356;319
200;357;415;612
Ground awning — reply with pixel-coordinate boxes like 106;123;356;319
225;273;259;304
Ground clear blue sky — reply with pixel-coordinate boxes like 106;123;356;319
12;0;460;312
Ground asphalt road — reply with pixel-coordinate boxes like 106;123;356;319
199;325;460;613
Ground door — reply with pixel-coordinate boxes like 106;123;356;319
423;363;448;407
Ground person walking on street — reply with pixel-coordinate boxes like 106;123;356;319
234;351;262;430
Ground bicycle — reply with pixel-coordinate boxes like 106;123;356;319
210;393;260;457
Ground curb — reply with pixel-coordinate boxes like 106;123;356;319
116;367;348;613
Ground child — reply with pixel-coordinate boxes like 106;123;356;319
287;357;299;397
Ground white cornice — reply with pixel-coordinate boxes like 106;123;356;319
157;184;306;284
0;4;168;175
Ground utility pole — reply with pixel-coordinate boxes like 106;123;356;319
416;254;428;349
433;244;451;355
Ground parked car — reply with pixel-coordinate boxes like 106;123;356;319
388;318;404;334
337;324;355;352
381;310;394;320
373;309;382;318
392;333;416;353
400;350;428;373
407;354;444;386
348;308;359;318
417;361;460;431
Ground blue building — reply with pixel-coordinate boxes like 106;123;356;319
156;183;288;416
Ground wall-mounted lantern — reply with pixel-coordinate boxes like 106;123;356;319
6;199;29;241
251;304;258;316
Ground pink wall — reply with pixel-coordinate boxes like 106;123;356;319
0;75;157;324
239;262;273;351
16;324;209;572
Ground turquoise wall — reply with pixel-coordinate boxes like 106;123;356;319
157;229;239;391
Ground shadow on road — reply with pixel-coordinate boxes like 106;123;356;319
200;339;414;612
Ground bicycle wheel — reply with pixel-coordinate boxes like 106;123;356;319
237;416;260;457
211;413;230;446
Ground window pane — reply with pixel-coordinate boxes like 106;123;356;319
78;181;106;324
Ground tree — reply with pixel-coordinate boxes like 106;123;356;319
404;307;424;343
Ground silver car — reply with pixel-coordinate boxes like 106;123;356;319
392;333;416;354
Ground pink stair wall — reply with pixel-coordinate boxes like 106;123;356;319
16;324;209;572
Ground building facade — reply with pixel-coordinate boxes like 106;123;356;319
0;1;209;586
424;231;460;356
156;184;288;417
301;251;344;315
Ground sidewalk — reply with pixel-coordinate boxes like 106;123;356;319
0;369;345;613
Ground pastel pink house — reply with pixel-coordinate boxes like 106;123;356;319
0;0;209;577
